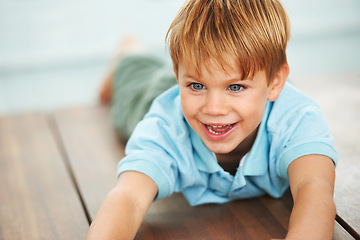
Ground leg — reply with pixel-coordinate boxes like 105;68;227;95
99;36;144;104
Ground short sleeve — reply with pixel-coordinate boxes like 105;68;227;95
117;117;179;200
277;105;338;179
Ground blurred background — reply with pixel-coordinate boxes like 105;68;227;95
0;0;360;114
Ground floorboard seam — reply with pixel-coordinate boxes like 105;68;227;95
46;113;92;226
335;214;360;239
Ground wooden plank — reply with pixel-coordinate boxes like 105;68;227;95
335;154;360;239
135;192;289;240
138;190;350;239
0;113;88;240
293;72;360;238
52;106;124;220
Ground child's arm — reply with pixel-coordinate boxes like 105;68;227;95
86;171;158;240
286;154;336;240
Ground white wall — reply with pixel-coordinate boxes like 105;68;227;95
1;0;359;114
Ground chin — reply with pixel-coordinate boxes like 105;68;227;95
206;143;236;154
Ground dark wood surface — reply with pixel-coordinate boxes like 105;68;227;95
0;105;358;239
137;192;292;240
0;113;88;240
51;107;123;220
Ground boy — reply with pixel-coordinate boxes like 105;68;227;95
88;0;337;239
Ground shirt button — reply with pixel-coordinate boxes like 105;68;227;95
217;172;226;180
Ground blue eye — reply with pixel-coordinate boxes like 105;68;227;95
190;83;205;90
228;84;244;92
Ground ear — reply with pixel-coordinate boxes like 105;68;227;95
267;63;290;102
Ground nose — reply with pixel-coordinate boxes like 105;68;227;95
202;91;229;116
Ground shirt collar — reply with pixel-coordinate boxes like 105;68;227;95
242;101;271;176
189;125;221;173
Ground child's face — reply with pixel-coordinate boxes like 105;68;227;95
177;57;284;155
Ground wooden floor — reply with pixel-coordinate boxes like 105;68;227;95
0;105;358;239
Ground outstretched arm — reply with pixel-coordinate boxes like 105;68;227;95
86;171;158;240
286;154;336;240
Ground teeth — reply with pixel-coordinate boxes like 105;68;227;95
206;124;235;135
208;128;223;135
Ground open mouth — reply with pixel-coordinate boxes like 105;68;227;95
204;123;237;135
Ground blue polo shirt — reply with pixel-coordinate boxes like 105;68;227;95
117;83;337;206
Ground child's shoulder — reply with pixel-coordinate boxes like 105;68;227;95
272;82;320;115
142;85;186;131
146;85;181;116
267;82;325;133
266;82;337;178
278;82;316;106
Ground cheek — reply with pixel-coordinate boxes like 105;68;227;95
250;100;266;119
236;96;266;122
180;93;195;119
253;102;267;125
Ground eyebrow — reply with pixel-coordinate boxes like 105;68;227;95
182;71;255;84
183;74;200;81
183;74;249;81
224;78;251;83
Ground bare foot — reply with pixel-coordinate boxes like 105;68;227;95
99;73;114;104
99;35;144;104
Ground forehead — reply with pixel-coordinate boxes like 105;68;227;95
179;55;242;79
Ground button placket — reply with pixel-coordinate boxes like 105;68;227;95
208;171;233;197
230;168;246;194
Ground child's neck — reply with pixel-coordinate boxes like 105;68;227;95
216;126;259;175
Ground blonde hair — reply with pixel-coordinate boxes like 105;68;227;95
166;0;290;82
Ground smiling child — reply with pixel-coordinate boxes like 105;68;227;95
88;0;337;239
